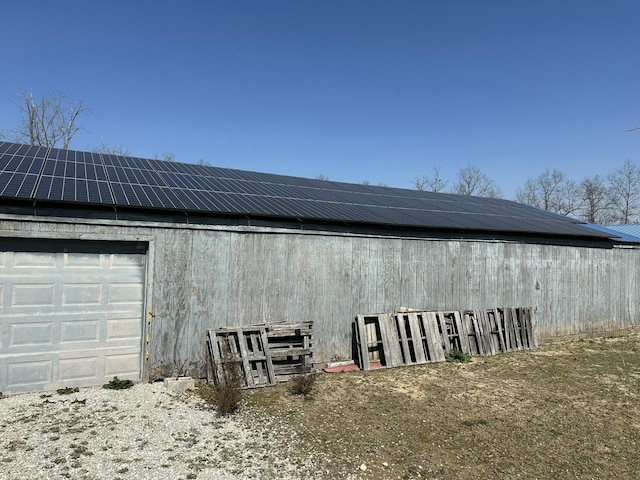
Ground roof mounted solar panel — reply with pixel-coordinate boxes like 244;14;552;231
0;142;616;241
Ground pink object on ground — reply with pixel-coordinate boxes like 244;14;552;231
323;364;360;373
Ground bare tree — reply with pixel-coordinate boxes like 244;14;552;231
197;159;212;166
316;174;329;181
11;91;90;148
514;168;581;215
154;152;176;162
413;166;448;192
608;159;640;223
579;175;614;224
451;165;502;198
92;141;131;156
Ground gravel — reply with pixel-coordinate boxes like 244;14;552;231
0;382;319;480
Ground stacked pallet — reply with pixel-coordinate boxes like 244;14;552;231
207;321;313;388
353;307;536;370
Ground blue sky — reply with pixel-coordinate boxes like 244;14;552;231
1;1;638;197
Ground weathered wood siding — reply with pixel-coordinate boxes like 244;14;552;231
2;215;639;378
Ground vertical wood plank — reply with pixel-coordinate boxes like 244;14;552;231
260;328;276;384
408;313;426;364
452;311;470;354
436;312;452;353
477;310;496;356
354;315;371;370
423;311;445;362
395;314;412;365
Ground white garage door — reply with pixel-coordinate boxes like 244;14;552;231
0;239;147;394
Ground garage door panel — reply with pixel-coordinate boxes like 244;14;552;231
0;241;146;394
9;320;55;347
63;252;105;268
62;283;104;305
11;283;56;307
11;252;57;269
106;316;141;341
108;283;144;305
105;352;140;377
110;253;146;268
60;319;100;343
58;356;100;382
6;357;53;388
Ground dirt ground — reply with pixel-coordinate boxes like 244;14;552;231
242;333;640;480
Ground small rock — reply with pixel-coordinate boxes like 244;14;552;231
382;462;389;467
359;463;367;471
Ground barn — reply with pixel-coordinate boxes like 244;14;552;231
1;141;639;394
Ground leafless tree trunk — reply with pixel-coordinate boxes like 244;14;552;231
92;141;131;156
451;165;502;198
413;166;448;192
579;175;614;224
514;168;581;216
13;91;90;149
608;159;640;223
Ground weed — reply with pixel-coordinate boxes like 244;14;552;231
187;473;197;479
137;438;149;450
173;358;190;379
173;430;199;448
69;441;93;458
445;348;472;363
7;440;27;451
461;419;488;427
202;344;243;416
288;371;318;397
56;387;79;395
103;377;134;390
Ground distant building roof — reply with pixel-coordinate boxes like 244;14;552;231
0;141;614;241
601;224;640;243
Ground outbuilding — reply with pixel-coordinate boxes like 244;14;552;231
1;142;638;393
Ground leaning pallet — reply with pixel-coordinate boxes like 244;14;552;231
267;321;314;383
207;321;314;388
354;307;536;370
207;326;275;388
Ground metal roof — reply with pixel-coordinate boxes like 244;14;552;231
601;224;640;242
0;141;613;240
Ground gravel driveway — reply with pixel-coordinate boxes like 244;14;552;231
0;382;318;480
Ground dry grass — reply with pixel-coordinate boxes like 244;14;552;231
201;348;244;416
242;334;640;479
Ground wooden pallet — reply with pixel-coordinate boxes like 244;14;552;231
207;326;275;388
354;307;536;370
267;322;314;382
207;321;314;388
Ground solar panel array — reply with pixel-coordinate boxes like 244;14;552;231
0;141;611;239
